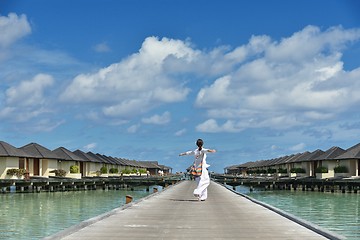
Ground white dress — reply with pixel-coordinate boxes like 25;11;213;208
183;148;212;200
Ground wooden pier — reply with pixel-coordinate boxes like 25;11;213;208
0;175;182;193
44;180;344;240
212;174;360;193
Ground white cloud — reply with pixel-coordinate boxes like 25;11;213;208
195;25;360;131
10;25;357;135
0;105;53;123
93;42;110;53
29;119;65;132
0;13;31;48
60;36;193;117
175;128;187;136
196;119;243;133
289;143;306;152
142;111;171;125
127;124;140;133
6;73;54;106
0;73;55;123
83;143;97;151
271;145;279;150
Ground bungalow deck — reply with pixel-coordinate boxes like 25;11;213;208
212;174;360;193
0;175;182;193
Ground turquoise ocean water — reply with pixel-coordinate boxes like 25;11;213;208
231;185;359;240
0;186;159;240
1;184;358;239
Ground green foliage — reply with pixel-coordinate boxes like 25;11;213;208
334;165;348;173
109;167;119;174
6;168;18;176
6;168;26;177
131;168;138;174
315;166;328;173
267;168;276;174
121;168;132;174
100;166;108;174
50;169;67;177
246;169;254;174
70;165;80;173
255;169;267;174
290;168;306;173
278;168;288;174
138;168;147;174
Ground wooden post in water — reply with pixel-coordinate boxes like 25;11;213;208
126;195;133;204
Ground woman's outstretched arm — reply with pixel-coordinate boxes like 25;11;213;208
179;151;194;156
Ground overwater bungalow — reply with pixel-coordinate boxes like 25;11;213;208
73;149;103;177
52;147;86;178
334;143;360;177
0;141;33;179
297;149;325;177
0;140;172;179
20;142;60;178
312;146;346;179
225;142;360;179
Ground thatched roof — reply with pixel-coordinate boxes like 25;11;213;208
73;150;101;162
314;146;346;160
287;150;324;163
53;147;86;161
335;143;360;159
20;142;59;159
138;160;161;169
0;141;31;157
85;152;107;163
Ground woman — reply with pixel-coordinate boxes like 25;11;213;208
179;139;216;201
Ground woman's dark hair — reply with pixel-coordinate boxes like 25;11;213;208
196;139;203;151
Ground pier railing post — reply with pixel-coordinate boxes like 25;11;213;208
126;195;133;204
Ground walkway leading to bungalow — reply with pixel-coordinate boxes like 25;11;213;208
44;180;343;240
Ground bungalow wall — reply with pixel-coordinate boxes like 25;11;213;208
337;159;358;177
41;159;58;177
299;162;311;176
117;165;125;173
321;160;337;177
58;160;77;174
0;156;19;179
349;159;358;176
87;162;101;176
43;159;52;176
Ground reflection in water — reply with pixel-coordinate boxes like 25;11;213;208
0;187;159;240
231;185;359;240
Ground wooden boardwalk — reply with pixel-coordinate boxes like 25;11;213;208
44;180;344;240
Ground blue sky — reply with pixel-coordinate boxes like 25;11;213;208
1;0;360;173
